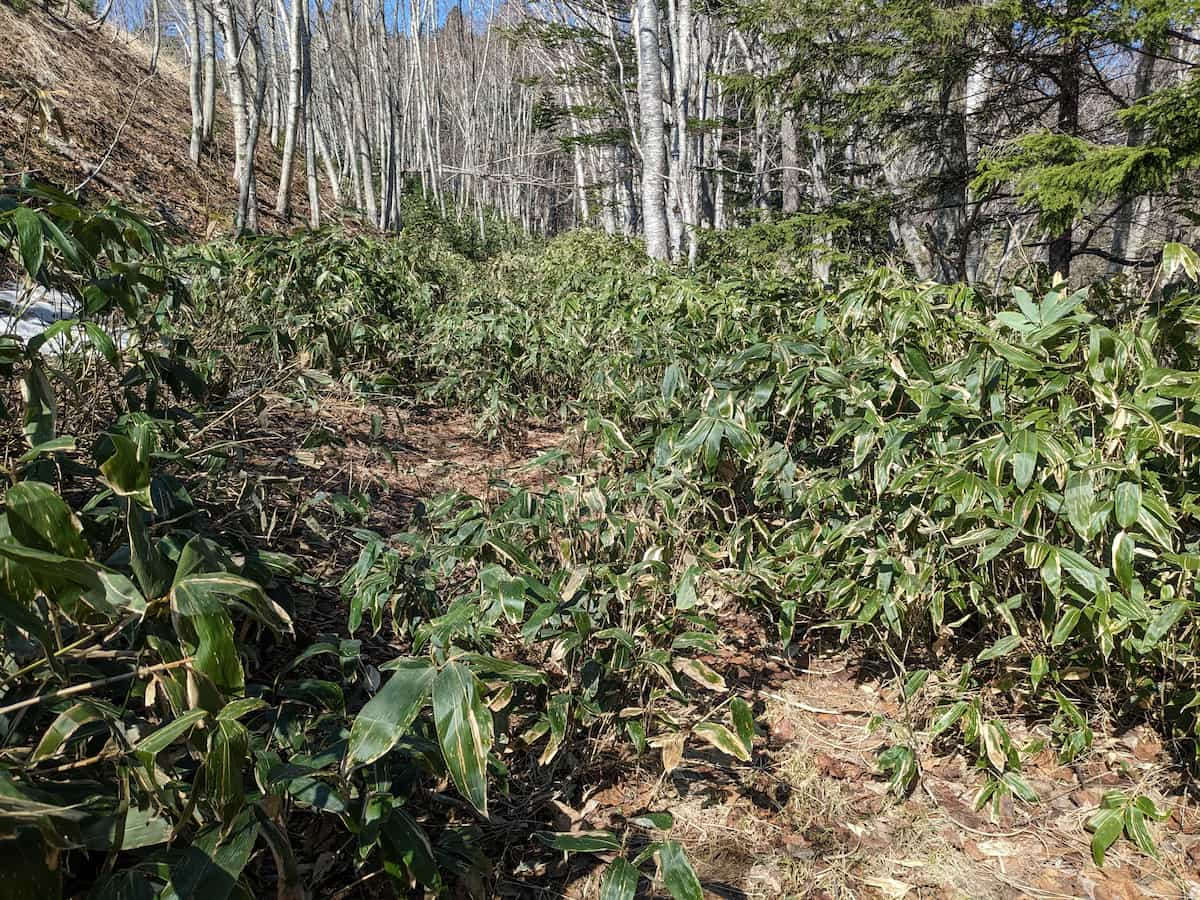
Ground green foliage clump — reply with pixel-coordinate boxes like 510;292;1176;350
397;180;529;260
185;227;472;378
975;74;1200;238
974;132;1174;235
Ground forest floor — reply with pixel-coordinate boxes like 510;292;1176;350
208;386;1200;900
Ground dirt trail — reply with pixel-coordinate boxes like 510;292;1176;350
213;390;1200;900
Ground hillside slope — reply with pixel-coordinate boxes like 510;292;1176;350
0;3;309;239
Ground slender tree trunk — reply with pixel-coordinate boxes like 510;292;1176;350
185;0;205;164
149;0;162;73
268;11;282;149
214;0;254;233
202;4;218;143
780;107;800;215
243;24;269;233
275;0;307;218
313;117;343;205
1049;7;1081;279
809;127;833;282
636;0;670;260
303;1;321;229
342;0;377;224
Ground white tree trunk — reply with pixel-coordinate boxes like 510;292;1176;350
636;0;670;261
149;0;162;73
202;4;217;143
185;0;204;164
275;0;307;218
214;0;255;233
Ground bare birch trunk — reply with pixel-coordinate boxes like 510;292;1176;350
185;0;205;164
149;0;162;73
214;0;255;233
202;4;217;143
636;0;670;261
275;0;307;218
780;108;801;215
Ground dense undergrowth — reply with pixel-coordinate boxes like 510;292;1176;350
2;181;1200;897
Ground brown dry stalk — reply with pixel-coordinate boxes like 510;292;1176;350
0;656;193;718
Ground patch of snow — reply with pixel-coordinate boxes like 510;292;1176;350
1;283;80;352
1;282;128;355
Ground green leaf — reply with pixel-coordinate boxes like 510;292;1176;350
83;322;119;366
625;720;647;754
202;719;248;823
12;206;45;277
0;543;144;614
1133;795;1166;820
538;692;570;765
977;634;1021;662
535;830;622;853
630;811;674;830
692;721;751;762
930;700;968;736
730;697;755;757
1001;772;1040;804
1087;807;1124;866
29;701;108;762
191;611;243;696
1162;241;1200;281
127;503;173;599
1010;430;1038;491
1030;654;1048;691
134;708;208;757
981;720;1009;770
902;669;931;700
658;840;702;900
0;589;52;656
172;573;292;636
17;437;75;464
100;434;152;509
216;698;267;722
345;660;436;768
454;652;547;684
4;481;87;558
1052;606;1082;647
673;657;726;692
1112;531;1135;595
380;808;439;889
1124;805;1157;856
1113;482;1141;529
599;858;639;900
1064;472;1096;539
1143;600;1187;648
877;744;918;795
20;364;56;449
432;661;493;815
161;809;258;900
675;565;699;611
90;807;172;852
852;431;876;470
661;363;683;403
